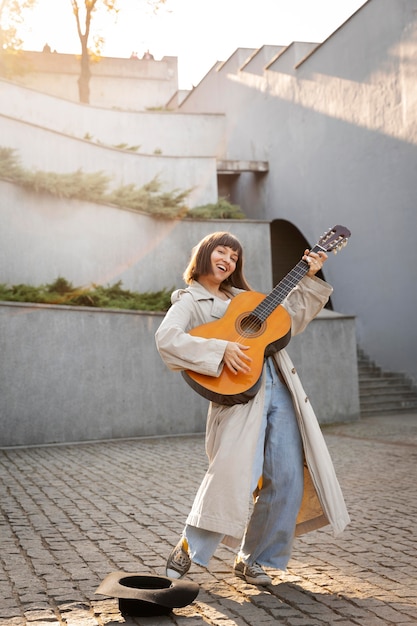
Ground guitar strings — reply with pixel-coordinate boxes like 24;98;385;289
221;235;347;344
250;243;329;325
256;263;308;319
234;262;309;339
229;242;332;340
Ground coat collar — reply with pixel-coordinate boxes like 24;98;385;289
172;281;239;319
175;281;239;301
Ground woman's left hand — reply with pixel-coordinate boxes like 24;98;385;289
303;249;328;277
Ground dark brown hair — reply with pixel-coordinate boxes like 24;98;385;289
183;231;251;290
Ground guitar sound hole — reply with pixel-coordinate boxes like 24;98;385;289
239;314;263;336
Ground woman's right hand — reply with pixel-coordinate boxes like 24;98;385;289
223;342;252;375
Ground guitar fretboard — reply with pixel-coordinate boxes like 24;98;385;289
252;244;325;323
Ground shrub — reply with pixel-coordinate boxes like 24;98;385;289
187;198;245;219
0;146;246;219
0;278;174;312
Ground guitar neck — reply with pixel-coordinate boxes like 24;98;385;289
253;244;325;322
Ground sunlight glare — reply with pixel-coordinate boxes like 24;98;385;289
19;0;366;89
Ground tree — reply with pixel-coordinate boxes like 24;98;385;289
0;0;38;77
70;0;167;104
70;0;117;104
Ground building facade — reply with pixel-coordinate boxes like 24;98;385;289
1;0;416;388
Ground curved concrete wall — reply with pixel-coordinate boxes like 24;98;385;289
0;302;358;447
0;79;226;158
0;117;218;207
0;181;271;293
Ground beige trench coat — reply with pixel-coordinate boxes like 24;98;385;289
155;277;350;547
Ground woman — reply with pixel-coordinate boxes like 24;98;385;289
155;231;349;586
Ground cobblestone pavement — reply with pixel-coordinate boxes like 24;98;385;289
1;413;417;626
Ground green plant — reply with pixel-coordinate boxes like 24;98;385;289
25;169;110;202
0;146;246;219
107;179;190;218
188;198;245;219
0;147;22;180
0;278;174;312
112;143;141;152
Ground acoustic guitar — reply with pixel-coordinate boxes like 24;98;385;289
182;225;351;406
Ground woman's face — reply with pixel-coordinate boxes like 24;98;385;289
208;245;239;283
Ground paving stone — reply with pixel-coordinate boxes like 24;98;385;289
0;413;416;625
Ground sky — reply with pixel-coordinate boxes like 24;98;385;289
18;0;367;89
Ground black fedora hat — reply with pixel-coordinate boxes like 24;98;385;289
95;571;199;617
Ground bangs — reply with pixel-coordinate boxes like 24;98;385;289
212;232;242;255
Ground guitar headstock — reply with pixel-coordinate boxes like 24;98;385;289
317;224;351;254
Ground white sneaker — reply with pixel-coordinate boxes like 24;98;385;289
234;558;272;585
166;538;191;579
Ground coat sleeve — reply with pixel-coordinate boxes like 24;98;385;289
282;275;333;336
155;292;228;376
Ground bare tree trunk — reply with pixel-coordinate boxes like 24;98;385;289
71;0;163;104
71;0;96;104
78;36;91;103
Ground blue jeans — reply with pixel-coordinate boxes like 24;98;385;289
185;357;304;570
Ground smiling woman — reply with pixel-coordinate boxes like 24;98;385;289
183;232;248;300
154;229;350;585
18;0;366;89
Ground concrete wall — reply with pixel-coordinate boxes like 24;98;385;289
0;118;218;208
2;1;413;404
178;0;417;385
13;52;178;110
0;302;358;447
0;79;226;158
0;181;271;293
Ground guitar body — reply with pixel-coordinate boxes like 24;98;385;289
182;290;291;405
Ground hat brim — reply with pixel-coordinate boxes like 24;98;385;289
95;571;199;609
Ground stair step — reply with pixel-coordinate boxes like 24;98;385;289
360;405;417;416
357;347;417;417
358;368;404;377
359;379;413;388
360;395;417;407
360;396;417;406
359;387;417;397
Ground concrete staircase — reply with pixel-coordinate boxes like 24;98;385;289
358;347;417;416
